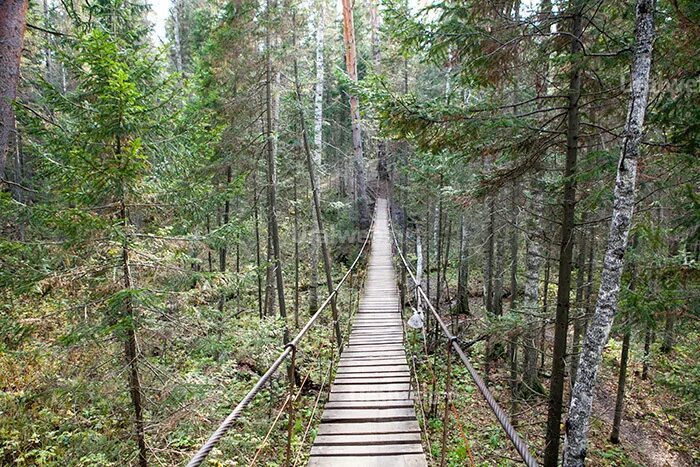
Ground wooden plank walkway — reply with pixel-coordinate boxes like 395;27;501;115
308;198;428;467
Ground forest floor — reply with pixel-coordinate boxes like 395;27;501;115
418;294;700;466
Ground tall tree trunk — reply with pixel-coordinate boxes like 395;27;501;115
610;328;631;443
370;0;388;182
611;233;638;443
293;174;300;328
457;214;471;316
119;202;148;467
218;165;232;312
0;0;28;178
570;218;588;391
563;2;655;463
544;2;584;463
642;326;652;380
540;246;551;370
172;0;184;75
522;178;545;394
309;0;325;313
661;238;679;352
341;0;370;228
292;13;342;346
253;168;263;318
265;0;287;342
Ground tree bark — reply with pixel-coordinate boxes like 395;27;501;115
309;0;325;313
292;14;342;346
253;166;263;318
218;165;232;312
457;214;471;316
0;0;28;178
563;2;655;464
341;0;370;228
265;0;288;342
544;2;584;463
570;219;588;391
522;178;544;394
119;202;148;467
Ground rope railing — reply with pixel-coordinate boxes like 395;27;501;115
186;214;375;467
388;203;539;467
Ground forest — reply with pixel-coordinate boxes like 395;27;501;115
0;0;698;465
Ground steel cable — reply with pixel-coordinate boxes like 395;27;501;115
186;215;375;467
388;205;539;467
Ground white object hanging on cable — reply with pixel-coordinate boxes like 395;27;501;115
407;307;424;329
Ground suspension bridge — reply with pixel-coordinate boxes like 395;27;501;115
187;198;538;467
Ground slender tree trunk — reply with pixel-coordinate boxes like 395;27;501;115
206;215;213;272
563;2;655;463
522;178;544;394
0;0;28;178
544;3;584;463
611;233;638;443
172;0;184;75
369;0;388;182
119;201;148;467
219;166;232;312
265;0;288;342
510;181;519;305
661;238;679;352
293;174;300;328
292;15;342;346
540;246;551;370
309;0;325;313
642;326;652;380
341;0;370;228
610;329;631;443
484;195;495;313
253;168;263;318
457;214;470;316
570;218;588;391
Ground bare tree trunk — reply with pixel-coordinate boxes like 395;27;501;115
265;0;288;342
611;234;638;443
293;174;300;328
219;166;232;312
661;239;679;352
570;218;588;391
253;167;263;318
540;246;551;370
369;0;388;182
119;202;148;467
484;195;495;314
309;0;325;313
523;179;545;394
341;0;370;228
642;326;652;380
292;13;342;346
172;0;184;75
0;0;28;178
457;214;470;316
563;2;655;463
544;2;584;463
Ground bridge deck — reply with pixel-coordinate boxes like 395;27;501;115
308;199;427;467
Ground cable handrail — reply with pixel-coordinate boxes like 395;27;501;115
186;214;376;467
388;204;539;467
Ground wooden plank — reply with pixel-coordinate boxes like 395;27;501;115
308;454;428;466
313;432;421;445
310;198;426;465
310;444;424;456
321;407;417;422
316;420;421;435
324;400;415;410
